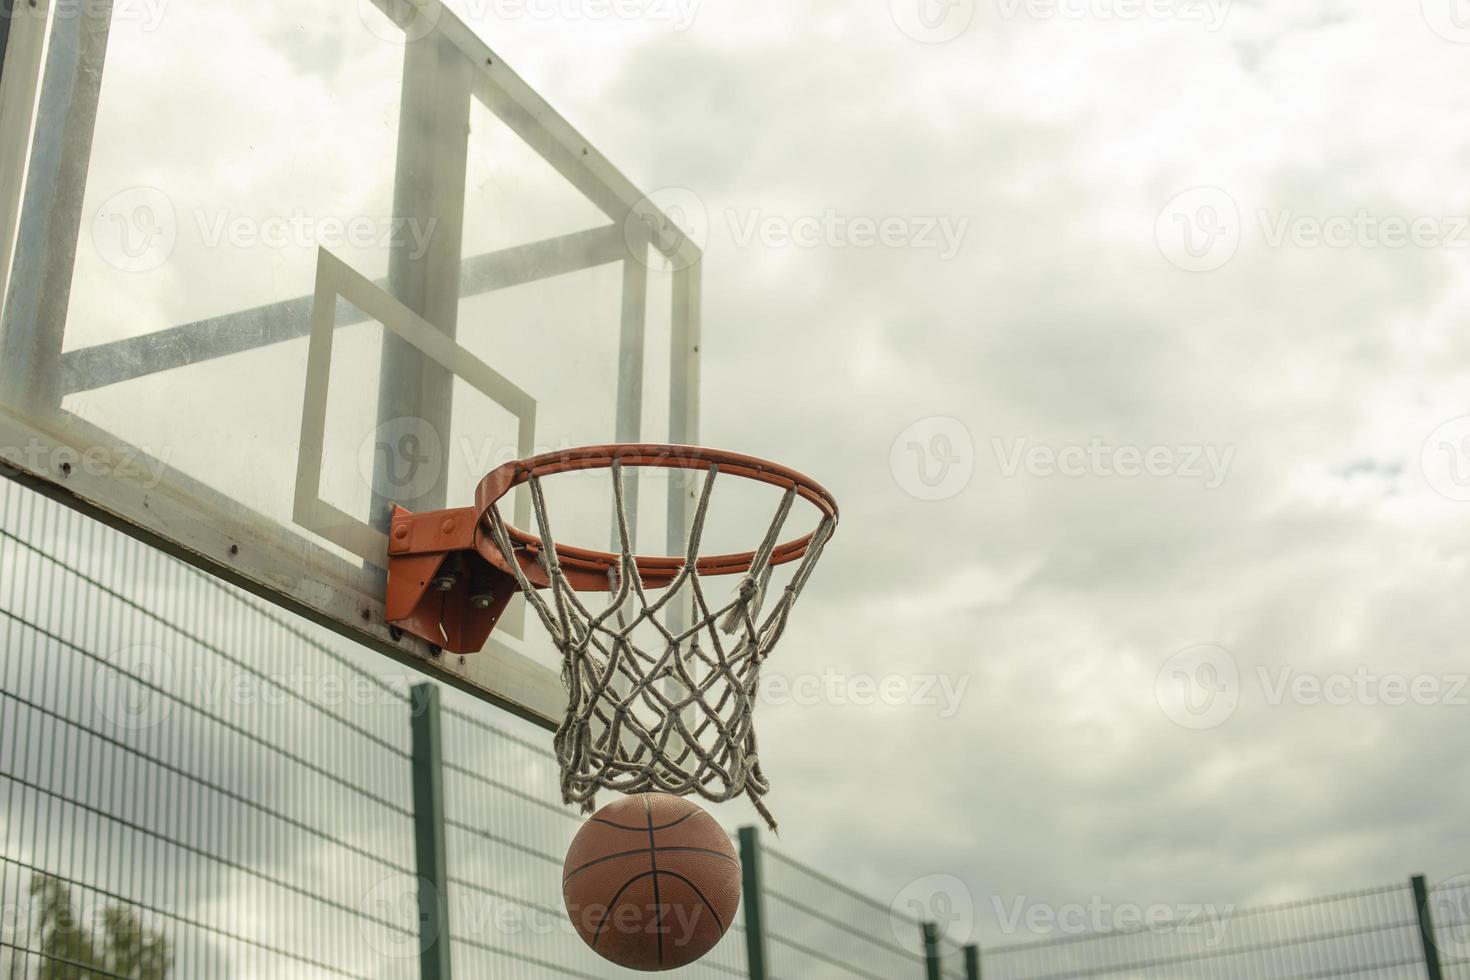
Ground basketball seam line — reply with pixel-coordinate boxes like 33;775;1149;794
591;872;655;951
589;809;701;833
646;795;665;968
583;870;727;958
654;868;726;934
563;845;740;887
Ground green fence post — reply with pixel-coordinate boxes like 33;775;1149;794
1412;874;1445;980
411;684;453;980
964;943;981;980
738;827;771;980
922;922;942;980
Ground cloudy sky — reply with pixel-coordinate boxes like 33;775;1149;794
11;0;1470;966
447;0;1470;949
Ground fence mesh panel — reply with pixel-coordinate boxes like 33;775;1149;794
0;476;1464;980
0;479;417;977
1435;877;1470;980
982;882;1425;980
762;846;928;980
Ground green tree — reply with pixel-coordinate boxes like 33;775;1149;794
27;876;170;979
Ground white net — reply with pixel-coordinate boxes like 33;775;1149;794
483;458;836;830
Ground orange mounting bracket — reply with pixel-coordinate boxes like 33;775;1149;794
383;505;521;654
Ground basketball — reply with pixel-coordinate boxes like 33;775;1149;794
563;793;742;971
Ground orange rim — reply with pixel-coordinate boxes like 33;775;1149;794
472;444;838;584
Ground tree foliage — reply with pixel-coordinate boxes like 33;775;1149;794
27;876;170;979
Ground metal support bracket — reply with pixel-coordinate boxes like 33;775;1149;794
385;505;520;654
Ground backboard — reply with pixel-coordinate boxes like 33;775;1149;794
0;0;703;727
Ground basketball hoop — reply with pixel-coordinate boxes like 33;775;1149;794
385;444;839;828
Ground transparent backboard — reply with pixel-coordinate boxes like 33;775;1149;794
0;0;702;726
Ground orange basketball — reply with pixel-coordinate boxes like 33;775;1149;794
563;793;742;971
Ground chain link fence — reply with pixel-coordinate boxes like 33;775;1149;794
0;476;1463;980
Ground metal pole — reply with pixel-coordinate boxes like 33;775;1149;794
1412;874;1445;980
922;922;942;980
371;27;473;534
738;827;771;980
411;684;453;980
964;943;981;980
0;0;14;82
0;0;112;412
